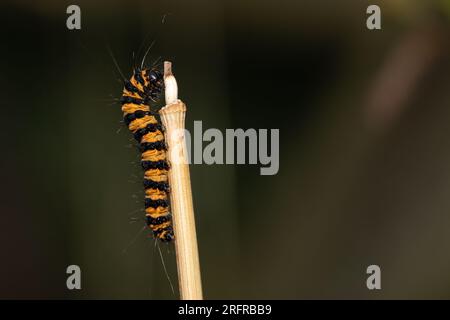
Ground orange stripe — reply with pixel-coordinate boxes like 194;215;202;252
141;131;164;143
121;103;148;114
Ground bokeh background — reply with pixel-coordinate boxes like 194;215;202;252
1;0;450;299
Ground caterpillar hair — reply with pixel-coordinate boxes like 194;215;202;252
120;67;174;242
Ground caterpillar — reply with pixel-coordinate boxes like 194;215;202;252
120;67;174;242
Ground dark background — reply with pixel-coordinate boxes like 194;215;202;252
1;0;450;299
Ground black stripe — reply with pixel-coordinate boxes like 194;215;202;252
139;141;167;152
133;69;146;87
143;178;170;191
142;160;169;171
124;80;141;94
145;198;169;208
146;214;171;226
133;123;162;142
120;96;144;105
123;110;147;126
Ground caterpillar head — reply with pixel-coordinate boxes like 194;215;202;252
146;69;163;85
140;68;163;91
131;68;164;102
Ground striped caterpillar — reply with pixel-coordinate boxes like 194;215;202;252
120;67;174;242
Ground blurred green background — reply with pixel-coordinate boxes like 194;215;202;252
1;0;450;299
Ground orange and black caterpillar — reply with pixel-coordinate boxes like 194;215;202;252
120;67;174;242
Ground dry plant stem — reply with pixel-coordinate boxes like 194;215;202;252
164;62;178;105
160;61;203;300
